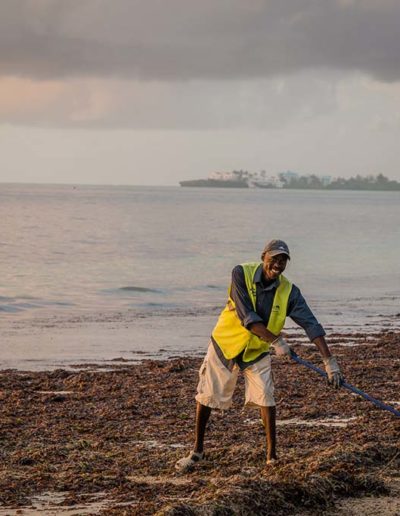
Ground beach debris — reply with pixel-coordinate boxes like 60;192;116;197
0;331;398;514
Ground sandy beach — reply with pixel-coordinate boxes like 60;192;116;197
0;330;399;514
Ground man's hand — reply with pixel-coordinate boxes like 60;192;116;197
271;335;292;358
323;356;344;389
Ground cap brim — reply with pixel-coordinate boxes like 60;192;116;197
266;250;290;259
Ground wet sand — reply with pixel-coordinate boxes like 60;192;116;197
0;331;399;515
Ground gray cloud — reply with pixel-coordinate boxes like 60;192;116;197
1;0;400;82
0;75;338;129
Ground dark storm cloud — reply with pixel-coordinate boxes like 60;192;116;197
1;0;400;82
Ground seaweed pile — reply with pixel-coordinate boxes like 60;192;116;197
0;331;399;514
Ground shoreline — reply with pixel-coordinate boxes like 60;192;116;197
0;330;399;514
1;308;399;370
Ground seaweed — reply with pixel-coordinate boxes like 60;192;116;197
0;331;398;514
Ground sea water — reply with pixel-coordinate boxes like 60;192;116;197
0;183;399;369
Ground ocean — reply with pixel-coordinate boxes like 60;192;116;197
1;183;399;370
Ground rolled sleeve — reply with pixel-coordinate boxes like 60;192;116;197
287;285;326;341
243;312;264;329
304;323;326;341
230;265;263;329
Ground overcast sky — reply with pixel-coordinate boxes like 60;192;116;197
1;0;400;185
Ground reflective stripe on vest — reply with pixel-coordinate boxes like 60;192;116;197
211;262;292;362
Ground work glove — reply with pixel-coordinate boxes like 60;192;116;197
323;356;344;389
271;335;292;358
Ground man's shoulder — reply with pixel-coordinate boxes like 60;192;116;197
239;261;262;268
231;264;245;280
232;262;262;276
288;283;302;299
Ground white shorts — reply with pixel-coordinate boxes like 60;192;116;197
195;342;275;410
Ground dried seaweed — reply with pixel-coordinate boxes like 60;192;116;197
0;331;399;514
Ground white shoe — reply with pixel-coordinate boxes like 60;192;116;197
175;451;205;473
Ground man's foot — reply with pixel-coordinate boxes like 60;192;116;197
175;451;205;473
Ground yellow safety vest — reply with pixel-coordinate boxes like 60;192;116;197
211;262;292;362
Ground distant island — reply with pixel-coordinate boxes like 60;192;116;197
180;172;248;188
281;173;400;191
180;171;400;191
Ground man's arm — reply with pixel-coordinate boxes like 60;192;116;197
287;286;326;342
248;322;278;343
248;322;291;357
312;335;331;359
288;287;343;387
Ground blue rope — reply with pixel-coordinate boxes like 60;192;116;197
290;351;400;418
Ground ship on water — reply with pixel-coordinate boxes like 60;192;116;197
252;181;276;189
180;171;249;188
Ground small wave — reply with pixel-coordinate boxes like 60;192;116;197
0;305;24;313
0;297;75;314
119;286;161;293
0;301;44;312
0;295;39;301
127;304;222;318
39;300;75;307
318;295;400;304
144;302;176;308
366;313;400;318
15;302;40;309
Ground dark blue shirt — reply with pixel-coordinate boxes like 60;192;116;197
212;263;325;370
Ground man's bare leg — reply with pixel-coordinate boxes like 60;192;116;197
260;406;277;462
194;402;212;453
175;402;211;471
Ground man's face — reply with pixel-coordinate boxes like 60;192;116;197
263;253;288;280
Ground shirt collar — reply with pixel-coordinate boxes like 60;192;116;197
254;264;280;290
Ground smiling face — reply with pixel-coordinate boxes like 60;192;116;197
262;253;289;280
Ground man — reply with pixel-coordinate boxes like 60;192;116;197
176;239;343;472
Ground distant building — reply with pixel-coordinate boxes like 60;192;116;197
251;173;284;188
280;170;299;181
268;176;284;188
209;171;237;180
321;175;332;186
